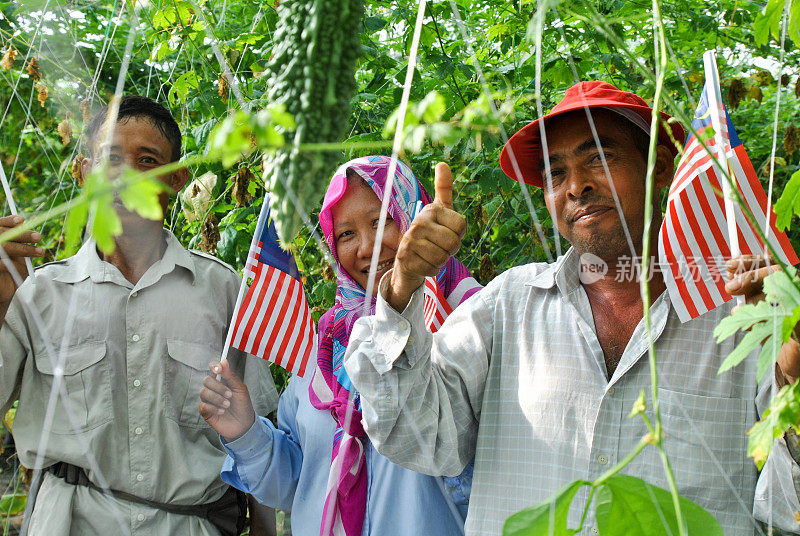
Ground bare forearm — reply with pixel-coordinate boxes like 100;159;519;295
386;270;424;312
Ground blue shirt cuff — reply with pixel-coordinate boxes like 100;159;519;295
221;416;273;464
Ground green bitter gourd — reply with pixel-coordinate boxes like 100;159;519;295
263;0;364;245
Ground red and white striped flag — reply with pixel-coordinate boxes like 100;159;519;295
226;197;316;376
658;57;798;322
423;276;453;332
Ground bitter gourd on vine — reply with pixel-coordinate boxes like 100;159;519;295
263;0;364;245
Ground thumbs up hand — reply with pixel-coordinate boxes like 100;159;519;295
387;163;466;312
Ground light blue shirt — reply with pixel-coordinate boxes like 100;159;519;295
220;374;470;536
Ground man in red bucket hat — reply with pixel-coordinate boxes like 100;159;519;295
342;81;800;535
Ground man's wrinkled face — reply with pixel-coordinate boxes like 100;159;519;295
539;110;666;263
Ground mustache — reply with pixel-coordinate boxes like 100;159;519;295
565;195;616;220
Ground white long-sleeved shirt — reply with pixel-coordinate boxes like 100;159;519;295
344;248;800;535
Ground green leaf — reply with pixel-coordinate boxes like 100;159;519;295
416;91;446;124
503;480;589;536
3;406;15;433
265;103;296;130
716;268;800;379
63;201;89;258
193;119;217;148
717;311;772;374
753;0;784;45
217;226;241;266
208;111;255;167
774;170;800;231
764;268;800;311
151;40;176;62
382;104;420;139
790;0;800;44
364;16;387;32
714;301;776;340
404;125;428;153
76;167;123;255
91;194;122;255
117;172;165;221
0;493;26;517
152;8;171;29
168;71;199;105
152;2;193;29
595;474;722;536
208;107;291;168
748;381;800;469
715;300;773;349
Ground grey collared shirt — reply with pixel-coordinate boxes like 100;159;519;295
344;248;800;535
0;231;278;536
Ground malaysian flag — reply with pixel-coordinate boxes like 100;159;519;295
227;197;315;376
424;276;453;332
658;54;798;322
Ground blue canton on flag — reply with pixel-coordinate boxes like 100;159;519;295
256;213;301;280
230;196;316;376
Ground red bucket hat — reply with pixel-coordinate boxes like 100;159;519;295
499;81;686;187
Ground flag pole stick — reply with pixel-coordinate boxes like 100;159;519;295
219;194;271;364
703;50;744;305
0;160;35;283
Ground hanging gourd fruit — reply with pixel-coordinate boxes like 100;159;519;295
261;0;364;245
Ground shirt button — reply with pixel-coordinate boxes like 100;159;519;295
135;427;143;435
597;455;609;466
137;514;145;522
131;334;140;342
131;291;138;298
591;527;599;535
133;379;141;387
136;473;144;482
607;387;616;396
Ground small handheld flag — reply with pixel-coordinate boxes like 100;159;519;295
658;51;798;322
221;196;316;377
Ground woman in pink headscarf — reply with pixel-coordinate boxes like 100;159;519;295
201;156;481;536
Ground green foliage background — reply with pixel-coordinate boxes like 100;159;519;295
2;0;800;530
2;0;799;318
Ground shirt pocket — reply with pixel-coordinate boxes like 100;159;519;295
650;388;750;513
164;339;217;429
33;340;112;434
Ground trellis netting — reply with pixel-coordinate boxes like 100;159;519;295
1;0;800;535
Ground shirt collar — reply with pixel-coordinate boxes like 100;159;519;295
526;248;581;293
525;247;676;318
52;229;196;284
160;230;196;282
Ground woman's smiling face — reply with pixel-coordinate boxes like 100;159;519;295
330;173;402;295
